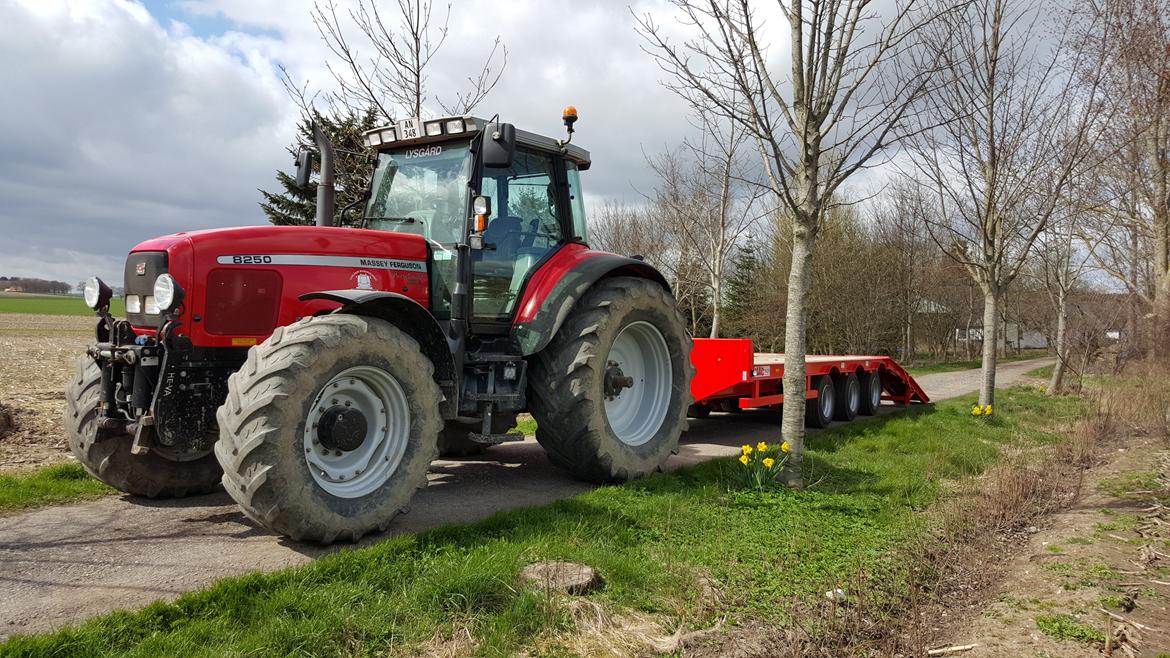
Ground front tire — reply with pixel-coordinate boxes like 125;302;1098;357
529;277;692;483
64;356;221;498
215;315;442;543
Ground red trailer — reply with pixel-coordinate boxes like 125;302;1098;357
689;338;929;427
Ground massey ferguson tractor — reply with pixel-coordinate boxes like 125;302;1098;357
69;109;694;543
69;108;928;544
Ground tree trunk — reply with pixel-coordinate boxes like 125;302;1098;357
780;221;816;488
979;286;999;406
1048;286;1067;395
709;275;721;339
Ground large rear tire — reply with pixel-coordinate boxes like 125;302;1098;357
529;277;692;483
215;315;442;543
64;356;222;497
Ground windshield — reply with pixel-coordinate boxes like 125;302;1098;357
364;144;471;245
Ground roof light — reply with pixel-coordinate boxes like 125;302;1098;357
425;121;443;136
445;119;464;133
379;128;396;143
367;131;382;146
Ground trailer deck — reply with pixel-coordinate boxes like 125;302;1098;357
690;338;929;414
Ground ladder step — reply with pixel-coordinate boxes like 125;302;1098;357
469;431;525;445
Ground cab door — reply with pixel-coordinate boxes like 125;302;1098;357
472;148;566;323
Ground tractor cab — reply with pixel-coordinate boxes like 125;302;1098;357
353;114;591;324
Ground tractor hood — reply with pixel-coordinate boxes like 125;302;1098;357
123;225;431;345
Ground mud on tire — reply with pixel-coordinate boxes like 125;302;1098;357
64;356;222;497
214;315;442;544
528;277;692;483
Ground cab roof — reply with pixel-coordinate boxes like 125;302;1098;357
361;115;590;170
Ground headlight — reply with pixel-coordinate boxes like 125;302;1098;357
83;276;112;310
152;273;184;313
125;295;141;313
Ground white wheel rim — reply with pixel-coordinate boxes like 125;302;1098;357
820;383;835;419
870;376;881;408
603;321;672;447
302;365;411;498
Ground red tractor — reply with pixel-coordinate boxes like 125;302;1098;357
69;109;693;543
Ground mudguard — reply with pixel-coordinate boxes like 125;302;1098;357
299;290;456;392
511;243;670;355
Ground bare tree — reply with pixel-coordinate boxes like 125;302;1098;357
906;0;1110;406
309;0;507;120
638;0;944;485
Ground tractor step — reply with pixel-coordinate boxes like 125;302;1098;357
469;431;525;445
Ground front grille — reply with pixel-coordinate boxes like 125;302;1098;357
123;251;167;327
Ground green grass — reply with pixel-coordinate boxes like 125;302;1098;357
1027;364;1055;379
0;463;113;513
1035;613;1105;644
515;415;538;436
0;387;1084;657
0;293;124;317
904;352;1048;376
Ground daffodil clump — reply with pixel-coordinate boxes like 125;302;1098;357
971;404;993;417
737;440;791;490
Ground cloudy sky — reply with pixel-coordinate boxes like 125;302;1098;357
0;0;717;286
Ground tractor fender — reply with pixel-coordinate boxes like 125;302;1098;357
298;290;456;398
512;245;670;356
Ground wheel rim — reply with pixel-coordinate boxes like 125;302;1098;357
302;365;411;498
820;382;835;419
870;376;881;408
848;379;860;413
603;321;673;446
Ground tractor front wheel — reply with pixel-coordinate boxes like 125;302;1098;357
529;277;692;483
215;315;442;543
64;356;222;497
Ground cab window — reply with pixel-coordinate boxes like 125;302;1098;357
473;149;564;321
565;161;588;241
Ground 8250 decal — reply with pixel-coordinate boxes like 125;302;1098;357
229;255;273;265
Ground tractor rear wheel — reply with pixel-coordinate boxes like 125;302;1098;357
215;315;442;543
64;356;221;497
437;414;517;457
529;277;692;483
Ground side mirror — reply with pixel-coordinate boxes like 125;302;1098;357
294;147;313;188
482;122;516;168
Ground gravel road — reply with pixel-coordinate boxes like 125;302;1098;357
0;358;1051;638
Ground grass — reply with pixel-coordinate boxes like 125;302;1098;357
0;387;1084;657
1027;363;1055;379
0;463;113;513
0;292;124;317
1034;613;1105;644
904;351;1048;376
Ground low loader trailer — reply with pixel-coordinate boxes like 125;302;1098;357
71;108;927;544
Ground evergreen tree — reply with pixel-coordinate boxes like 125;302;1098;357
260;106;381;226
723;240;766;343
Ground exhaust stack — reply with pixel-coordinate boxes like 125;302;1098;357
312;123;336;227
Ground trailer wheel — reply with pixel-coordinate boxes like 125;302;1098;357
834;373;860;422
805;376;835;429
529;277;692;483
859;371;882;416
687;403;711;419
215;315;442;543
64;356;222;498
437;414;517;457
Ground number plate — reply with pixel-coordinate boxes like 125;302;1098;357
397;117;421;140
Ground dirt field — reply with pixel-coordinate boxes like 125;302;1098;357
0;314;92;472
938;435;1170;657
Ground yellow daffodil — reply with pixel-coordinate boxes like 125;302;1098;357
971;405;983;416
756;441;768;452
739;454;750;465
742;444;753;455
763;457;775;469
984;404;993;415
780;441;791;453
